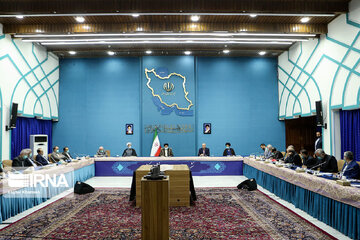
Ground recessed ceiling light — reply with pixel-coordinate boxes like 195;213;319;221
223;49;230;54
68;51;76;55
16;15;24;19
75;16;85;23
184;51;191;55
300;17;310;23
249;14;257;18
259;51;266;55
83;25;90;30
132;14;140;17
35;29;42;33
191;15;200;22
136;27;143;31
107;51;115;56
146;50;152;54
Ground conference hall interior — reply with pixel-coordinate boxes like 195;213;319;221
0;0;359;239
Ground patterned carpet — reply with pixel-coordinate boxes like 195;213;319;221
0;188;334;240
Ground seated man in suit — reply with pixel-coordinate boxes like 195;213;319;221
300;149;317;169
223;142;236;156
96;146;107;157
284;149;302;167
271;147;283;160
342;151;359;179
122;142;137;157
12;148;36;167
62;147;73;162
315;149;338;173
159;143;174;157
50;146;67;163
265;144;274;159
198;143;210;157
35;148;50;166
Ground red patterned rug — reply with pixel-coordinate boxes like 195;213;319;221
0;188;334;240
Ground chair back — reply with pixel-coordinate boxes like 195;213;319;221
105;150;110;157
3;160;13;168
337;159;345;172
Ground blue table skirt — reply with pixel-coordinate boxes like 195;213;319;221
244;164;360;240
95;160;243;176
0;164;95;223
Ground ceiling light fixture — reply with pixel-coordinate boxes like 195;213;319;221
132;14;140;17
146;50;152;54
259;51;266;55
15;32;316;38
23;37;308;42
223;49;230;54
75;16;85;23
107;51;115;55
41;41;293;45
15;15;24;19
300;17;310;23
136;27;143;31
83;25;90;30
249;14;257;18
184;51;192;55
191;15;200;22
68;51;76;55
1;13;335;17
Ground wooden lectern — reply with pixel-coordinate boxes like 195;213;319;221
141;177;169;240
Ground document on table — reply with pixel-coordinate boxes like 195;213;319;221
160;165;174;171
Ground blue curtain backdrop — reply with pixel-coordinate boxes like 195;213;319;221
340;109;360;161
11;117;53;159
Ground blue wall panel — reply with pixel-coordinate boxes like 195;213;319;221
53;56;284;157
196;57;285;155
53;57;141;156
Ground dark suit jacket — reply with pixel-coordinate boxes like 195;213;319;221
285;154;302;166
315;137;322;151
319;154;338;173
223;148;236;156
12;156;34;167
303;156;318;169
62;152;72;161
198;148;210;156
122;148;137;157
272;151;283;160
342;160;360;179
36;154;49;166
159;148;174;157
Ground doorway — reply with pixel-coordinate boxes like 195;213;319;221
285;116;317;155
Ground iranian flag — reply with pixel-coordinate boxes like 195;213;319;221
150;128;161;156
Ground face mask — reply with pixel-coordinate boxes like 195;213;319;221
65;150;69;153
128;146;132;149
100;150;104;153
226;146;230;149
56;149;59;153
164;147;168;150
317;156;323;160
23;155;28;159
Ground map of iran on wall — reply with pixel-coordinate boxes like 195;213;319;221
145;67;194;116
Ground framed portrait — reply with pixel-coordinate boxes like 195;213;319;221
126;124;133;135
203;123;211;134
